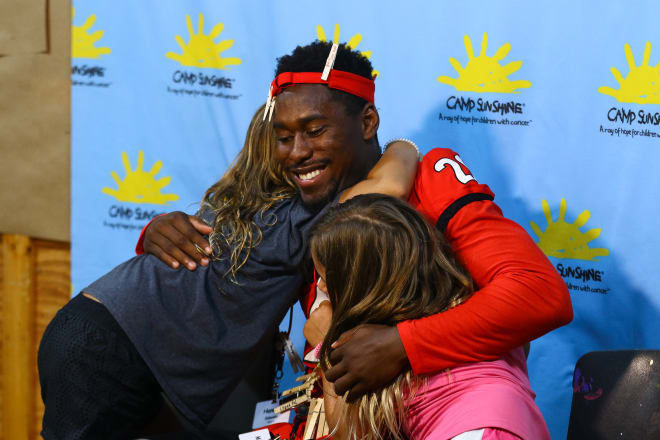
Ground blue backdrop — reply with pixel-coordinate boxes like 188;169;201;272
71;2;660;437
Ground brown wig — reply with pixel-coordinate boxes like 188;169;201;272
310;194;474;439
200;104;295;281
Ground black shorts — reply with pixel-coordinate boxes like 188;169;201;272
38;294;164;439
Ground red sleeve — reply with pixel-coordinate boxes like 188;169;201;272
398;149;572;374
134;214;164;255
299;278;318;319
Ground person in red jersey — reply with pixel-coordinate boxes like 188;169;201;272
140;41;572;410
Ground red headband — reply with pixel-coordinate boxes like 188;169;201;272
270;70;375;103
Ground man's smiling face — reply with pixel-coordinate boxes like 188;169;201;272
273;84;375;208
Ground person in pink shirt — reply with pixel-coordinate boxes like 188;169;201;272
309;194;550;440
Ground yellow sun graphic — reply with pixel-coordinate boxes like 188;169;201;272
102;150;179;205
437;33;531;94
72;8;111;59
598;41;660;104
530;199;610;261
166;13;242;70
316;23;379;77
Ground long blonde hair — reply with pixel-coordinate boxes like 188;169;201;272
310;194;474;440
201;104;295;280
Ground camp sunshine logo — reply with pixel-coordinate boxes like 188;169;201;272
71;8;112;88
165;13;241;99
437;33;532;127
599;41;660;104
438;33;531;94
103;151;179;205
72;8;111;59
530;198;611;294
101;151;175;230
316;23;379;78
599;41;660;139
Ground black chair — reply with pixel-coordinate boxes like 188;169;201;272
566;350;660;439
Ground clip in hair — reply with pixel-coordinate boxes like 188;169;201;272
321;43;339;81
267;95;276;121
263;85;273;121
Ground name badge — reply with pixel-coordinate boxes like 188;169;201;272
252;399;291;429
238;428;271;440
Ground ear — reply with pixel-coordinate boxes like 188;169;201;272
360;102;380;141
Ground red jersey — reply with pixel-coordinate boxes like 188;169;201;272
301;148;572;374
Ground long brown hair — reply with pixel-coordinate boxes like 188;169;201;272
310;194;474;439
201;104;295;281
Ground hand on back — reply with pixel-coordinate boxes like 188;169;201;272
324;324;409;402
143;212;213;270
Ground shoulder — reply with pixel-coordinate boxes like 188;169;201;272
410;148;495;229
417;148;482;184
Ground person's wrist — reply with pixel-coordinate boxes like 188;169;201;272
386;325;409;369
383;138;420;159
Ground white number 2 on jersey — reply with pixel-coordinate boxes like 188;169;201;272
433;155;476;184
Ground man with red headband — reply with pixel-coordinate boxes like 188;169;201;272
144;40;572;408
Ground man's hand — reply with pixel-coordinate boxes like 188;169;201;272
303;301;333;347
143;212;213;270
324;324;409;401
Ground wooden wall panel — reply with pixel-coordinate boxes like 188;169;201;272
0;234;3;435
1;235;35;440
32;239;70;438
0;234;70;440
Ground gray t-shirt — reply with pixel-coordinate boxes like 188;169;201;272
85;196;326;428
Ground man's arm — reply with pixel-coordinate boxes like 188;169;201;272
398;198;572;373
325;148;572;397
